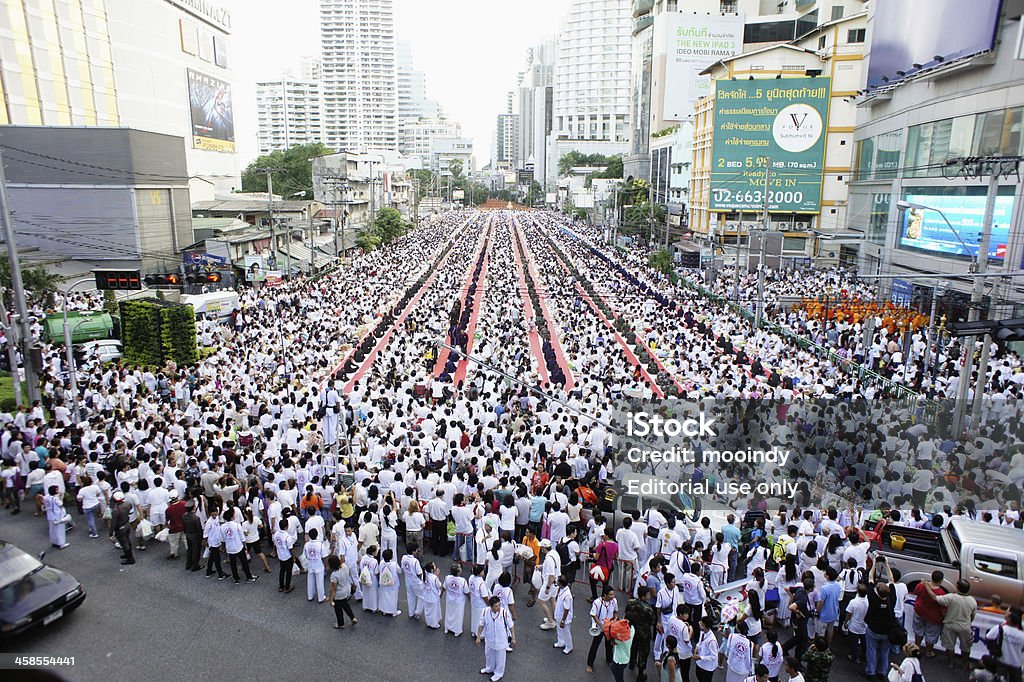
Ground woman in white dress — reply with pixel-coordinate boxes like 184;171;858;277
475;518;497;567
377;547;402;617
43;486;69;548
379;503;398;557
421;561;444;629
443;563;469;636
401;541;424;619
468;564;490;634
484;539;504;591
358;545;380;613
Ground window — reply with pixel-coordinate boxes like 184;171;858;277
783;236;807;252
619;495;639;513
818;36;827;50
831;6;845;20
847;28;866;43
974;553;1018;578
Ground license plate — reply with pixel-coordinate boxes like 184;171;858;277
42;609;63;625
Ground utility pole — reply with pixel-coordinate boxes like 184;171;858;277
308;207;315;273
255;167;284;275
368;162;376;233
953;169;999;434
755;156;771;329
0;289;21;406
0;150;41;404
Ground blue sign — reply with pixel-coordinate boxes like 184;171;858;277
890;279;913;307
898;191;1014;261
184;250;228;266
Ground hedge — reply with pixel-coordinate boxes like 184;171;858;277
119;298;198;368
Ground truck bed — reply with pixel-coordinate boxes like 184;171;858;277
873;523;950;565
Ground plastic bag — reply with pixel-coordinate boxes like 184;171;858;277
137;519;154;540
154;528;170;543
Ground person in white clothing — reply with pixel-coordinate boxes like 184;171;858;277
358;545;380;612
43;486;69;549
401;542;425;619
553;576;574;654
537;540;561;630
443;563;470;636
476;596;516;682
303;527;326;602
421;561;443;629
468;564;491;636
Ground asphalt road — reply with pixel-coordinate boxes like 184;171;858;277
0;512;971;682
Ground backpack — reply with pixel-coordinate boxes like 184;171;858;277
772;535;792;562
576;485;598;505
987;624;1004;658
603;618;631;642
556;539;571;567
184;466;201;490
359;564;373;586
379;565;395;587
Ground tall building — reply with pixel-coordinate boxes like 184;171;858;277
255;79;322;155
320;0;398;152
516;40;556;183
495;92;520;170
300;55;321;83
0;0;240;200
396;41;439;123
547;0;633;186
401;117;462;168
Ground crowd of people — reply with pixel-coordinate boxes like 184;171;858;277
2;209;1023;682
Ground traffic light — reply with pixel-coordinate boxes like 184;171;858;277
186;272;222;285
995;318;1024;343
144;273;181;288
93;269;142;291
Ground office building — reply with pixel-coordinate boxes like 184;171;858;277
495;92;520;170
516;40;556;185
319;0;398;151
0;0;240;201
851;0;1024;319
256;79;322;154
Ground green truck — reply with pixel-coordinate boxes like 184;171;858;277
42;311;117;345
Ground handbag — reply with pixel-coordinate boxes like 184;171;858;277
888;622;908;646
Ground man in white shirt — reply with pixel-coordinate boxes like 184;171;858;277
476;596;516;682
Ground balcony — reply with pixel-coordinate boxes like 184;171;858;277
632;0;654;17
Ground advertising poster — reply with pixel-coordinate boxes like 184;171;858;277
244;254;267;282
710;77;831;213
188;69;235;153
663;13;744;121
899;189;1014;261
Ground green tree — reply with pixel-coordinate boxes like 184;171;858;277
0;260;62;308
241;143;333;198
648;249;674;276
355;232;382;252
373;207;409;243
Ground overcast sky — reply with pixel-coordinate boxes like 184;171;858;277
228;0;573;167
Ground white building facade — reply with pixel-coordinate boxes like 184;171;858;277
0;0;241;200
319;0;398;152
255;79;322;155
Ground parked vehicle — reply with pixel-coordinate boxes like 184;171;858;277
77;339;123;364
181;291;240;319
870;518;1024;607
0;541;86;638
42;311;116;345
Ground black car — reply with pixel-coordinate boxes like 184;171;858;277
0;541;86;638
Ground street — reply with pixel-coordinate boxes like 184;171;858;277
0;513;971;681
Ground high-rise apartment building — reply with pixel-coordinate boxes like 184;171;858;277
516;40;556;181
495;92;520;170
547;0;632;185
255;79;322;155
319;0;398;151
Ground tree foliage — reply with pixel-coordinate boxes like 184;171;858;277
557;151;621;177
0;260;62;308
357;207;409;252
648;249;674;276
119;298;198;368
241;143;333;198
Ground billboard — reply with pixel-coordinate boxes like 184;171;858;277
898;188;1014;261
663;13;744;121
710;77;831;213
890;279;913;307
187;69;235;153
867;0;1001;88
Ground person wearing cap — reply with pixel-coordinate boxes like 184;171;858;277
164;489;186;560
183;498;203;571
110;491;135;565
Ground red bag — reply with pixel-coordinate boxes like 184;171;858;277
603;618;631;642
576;485;598;505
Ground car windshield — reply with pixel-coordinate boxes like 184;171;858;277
0;549;43;589
0;567;64;610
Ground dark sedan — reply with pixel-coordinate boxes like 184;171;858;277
0;541;86;638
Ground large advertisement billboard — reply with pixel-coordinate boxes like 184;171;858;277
898;187;1014;261
867;0;1002;88
187;69;235;153
662;13;744;121
710;77;831;213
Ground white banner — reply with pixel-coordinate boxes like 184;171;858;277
663;13;744;121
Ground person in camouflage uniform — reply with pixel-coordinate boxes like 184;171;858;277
626;586;658;681
800;636;836;682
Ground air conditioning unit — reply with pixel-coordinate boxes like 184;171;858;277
793;221;810;230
